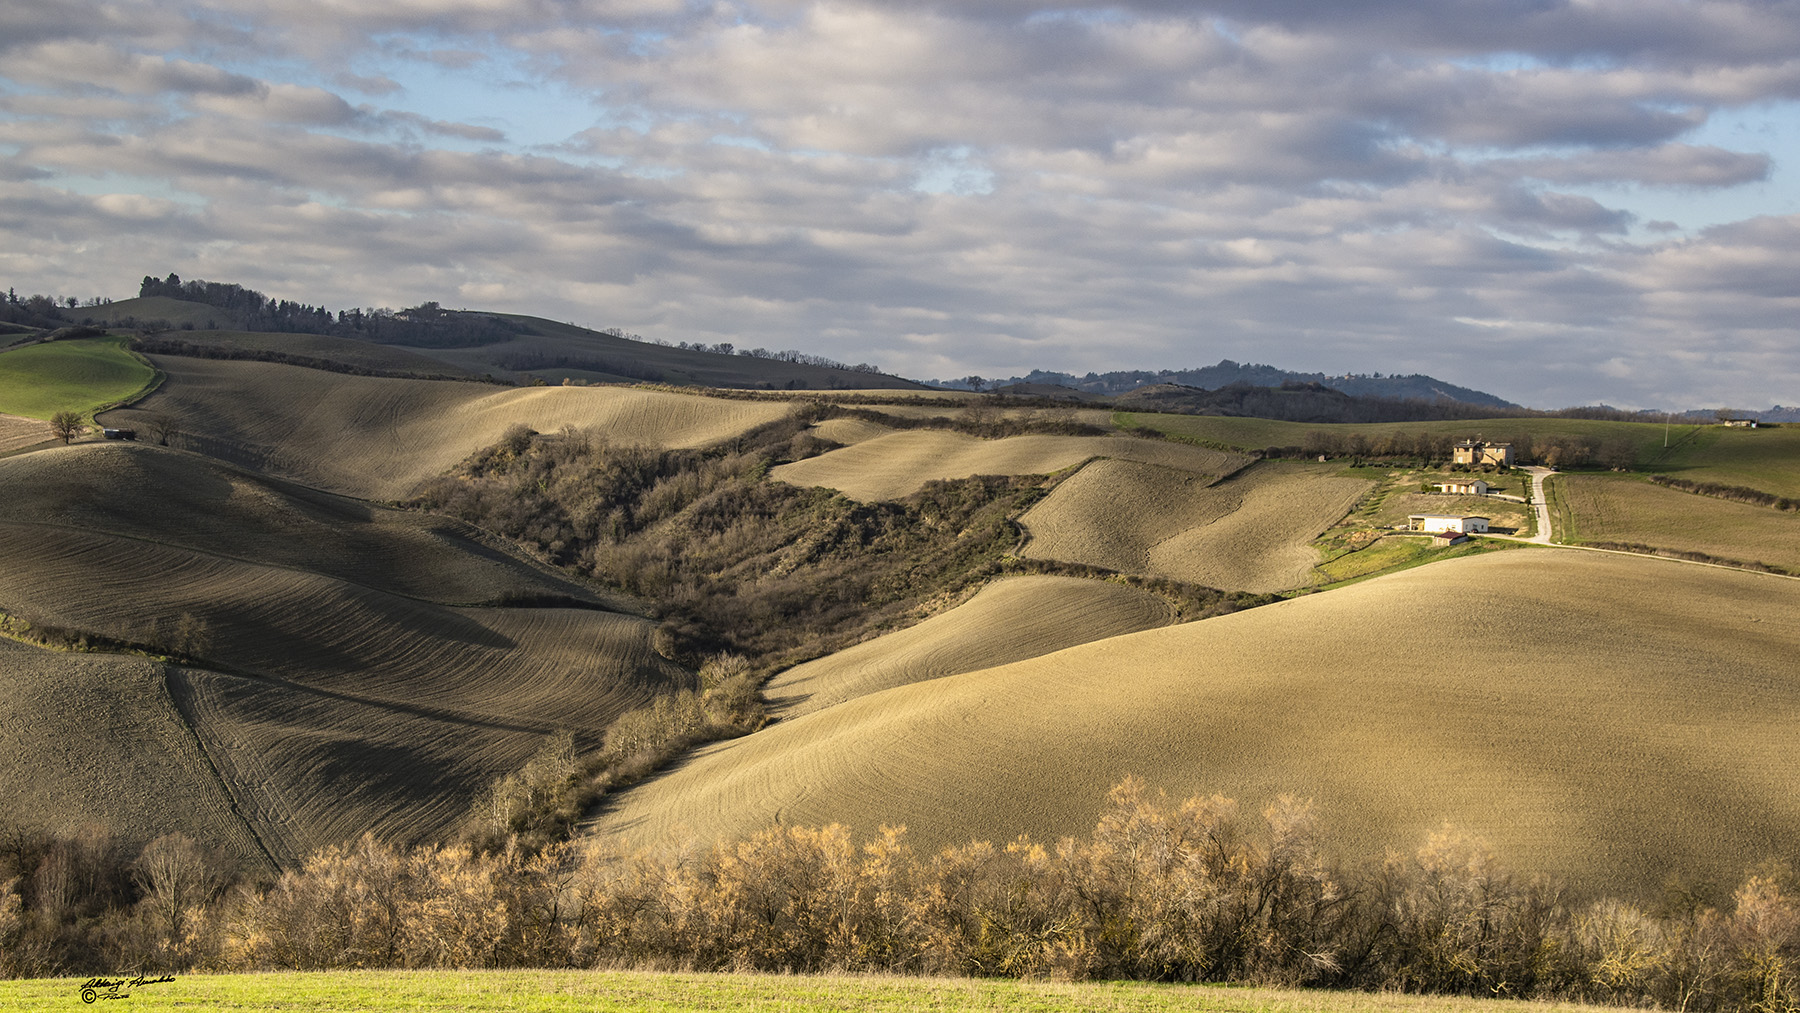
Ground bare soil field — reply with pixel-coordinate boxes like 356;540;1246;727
0;638;272;871
771;429;1251;502
98;358;795;499
0;444;688;864
1021;461;1372;591
766;575;1174;717
591;550;1800;898
0;444;624;607
1556;473;1800;571
808;416;896;446
0;412;49;453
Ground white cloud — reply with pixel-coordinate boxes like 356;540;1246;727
3;0;1800;409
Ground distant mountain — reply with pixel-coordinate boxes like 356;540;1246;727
929;360;1520;409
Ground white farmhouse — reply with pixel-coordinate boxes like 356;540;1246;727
1408;514;1490;534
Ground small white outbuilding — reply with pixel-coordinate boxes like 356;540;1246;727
1408;514;1489;534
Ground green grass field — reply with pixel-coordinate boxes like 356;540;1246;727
1648;424;1800;498
0;969;1622;1013
0;336;159;419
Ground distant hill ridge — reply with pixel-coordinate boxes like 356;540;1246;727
934;361;1519;408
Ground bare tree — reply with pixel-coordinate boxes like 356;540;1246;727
49;411;82;444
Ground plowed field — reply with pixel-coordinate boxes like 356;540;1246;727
767;575;1174;717
100;358;794;499
0;412;49;453
1021;461;1372;591
0;444;687;865
0;639;272;870
591;550;1800;898
771;430;1251;502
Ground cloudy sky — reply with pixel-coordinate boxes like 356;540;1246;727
3;0;1798;409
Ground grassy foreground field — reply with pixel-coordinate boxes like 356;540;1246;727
0;335;157;419
0;969;1624;1012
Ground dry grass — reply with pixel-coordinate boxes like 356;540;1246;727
1020;461;1372;592
0;412;49;453
1557;473;1800;571
766;575;1174;717
770;429;1250;502
99;358;794;499
590;549;1800;899
0;443;689;866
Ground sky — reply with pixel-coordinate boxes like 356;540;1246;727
3;1;1799;410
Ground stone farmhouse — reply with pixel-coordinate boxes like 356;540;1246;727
1453;440;1515;466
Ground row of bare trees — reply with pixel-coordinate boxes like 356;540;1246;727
3;780;1796;1012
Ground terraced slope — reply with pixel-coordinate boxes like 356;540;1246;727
99;357;794;499
1020;461;1373;592
0;443;688;865
771;429;1251;502
591;550;1800;898
766;575;1175;717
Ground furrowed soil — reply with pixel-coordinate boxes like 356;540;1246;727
771;428;1251;502
98;357;795;499
0;412;49;453
766;575;1175;717
0;638;270;872
1555;473;1800;571
1020;460;1373;592
0;443;686;865
591;549;1800;899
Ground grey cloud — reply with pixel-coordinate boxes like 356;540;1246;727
1495;146;1771;187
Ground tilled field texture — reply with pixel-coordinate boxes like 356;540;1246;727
808;417;896;446
1020;461;1373;592
0;412;49;453
766;575;1175;718
590;549;1800;899
770;429;1251;502
0;443;624;607
0;443;688;864
0;639;273;871
99;358;795;499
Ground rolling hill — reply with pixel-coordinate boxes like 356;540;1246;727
589;549;1800;899
0;443;689;866
1019;460;1374;592
98;357;798;500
